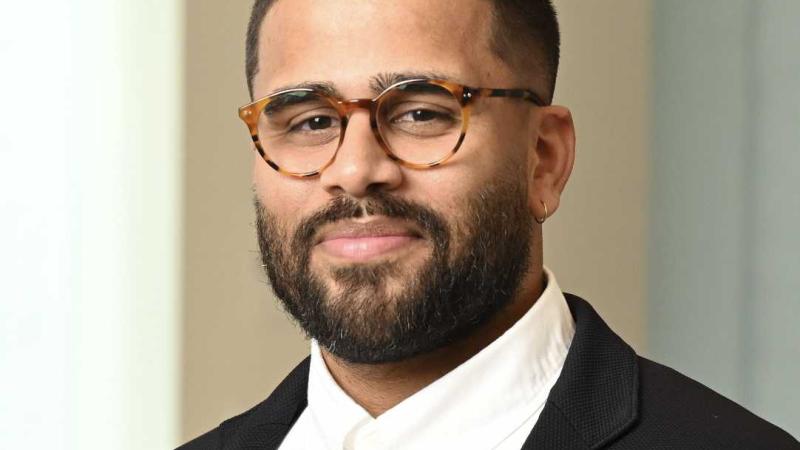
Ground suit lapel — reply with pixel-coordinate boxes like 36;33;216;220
225;357;310;450
521;294;640;449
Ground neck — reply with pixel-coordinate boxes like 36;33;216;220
320;265;545;417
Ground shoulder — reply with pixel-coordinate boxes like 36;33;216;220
175;403;260;450
559;294;797;448
176;426;221;450
619;356;798;449
175;358;311;450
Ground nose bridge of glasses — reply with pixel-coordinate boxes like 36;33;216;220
335;97;384;154
338;98;376;117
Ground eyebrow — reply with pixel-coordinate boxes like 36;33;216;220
268;81;341;98
267;70;459;99
369;71;456;93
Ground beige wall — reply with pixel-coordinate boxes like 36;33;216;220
180;0;651;442
546;0;650;354
180;0;308;441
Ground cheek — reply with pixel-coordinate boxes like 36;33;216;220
415;142;529;234
477;125;531;191
403;175;476;243
253;157;318;225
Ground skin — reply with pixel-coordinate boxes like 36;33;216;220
252;0;576;416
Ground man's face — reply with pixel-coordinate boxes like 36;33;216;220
252;0;541;363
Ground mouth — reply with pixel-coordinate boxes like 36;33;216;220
313;217;426;263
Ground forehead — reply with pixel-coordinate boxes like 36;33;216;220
254;0;506;96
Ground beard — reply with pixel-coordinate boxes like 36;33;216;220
256;178;533;364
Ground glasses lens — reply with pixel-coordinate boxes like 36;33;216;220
257;90;341;174
377;82;464;165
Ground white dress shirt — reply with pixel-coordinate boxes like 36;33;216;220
279;267;575;450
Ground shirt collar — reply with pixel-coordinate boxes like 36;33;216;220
305;266;576;450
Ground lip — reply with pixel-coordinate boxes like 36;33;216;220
314;218;424;262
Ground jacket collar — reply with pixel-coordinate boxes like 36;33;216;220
229;294;639;450
520;294;639;449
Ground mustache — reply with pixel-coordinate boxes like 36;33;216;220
293;192;449;249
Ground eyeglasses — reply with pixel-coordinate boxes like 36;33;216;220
238;79;545;178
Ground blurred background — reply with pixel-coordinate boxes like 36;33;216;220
1;0;797;448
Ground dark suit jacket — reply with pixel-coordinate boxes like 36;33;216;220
179;294;799;449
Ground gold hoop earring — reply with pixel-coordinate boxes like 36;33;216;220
535;200;548;225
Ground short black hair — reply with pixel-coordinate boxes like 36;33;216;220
245;0;560;102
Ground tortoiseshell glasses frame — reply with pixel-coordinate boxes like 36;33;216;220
238;78;546;178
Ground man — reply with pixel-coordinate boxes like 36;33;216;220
180;0;798;448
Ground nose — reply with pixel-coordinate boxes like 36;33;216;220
319;110;403;198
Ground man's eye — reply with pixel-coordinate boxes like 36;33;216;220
292;115;337;132
394;109;444;123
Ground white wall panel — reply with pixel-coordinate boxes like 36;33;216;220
0;1;183;448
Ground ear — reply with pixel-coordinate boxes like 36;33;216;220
527;106;576;222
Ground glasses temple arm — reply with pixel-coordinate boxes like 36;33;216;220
484;88;547;106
